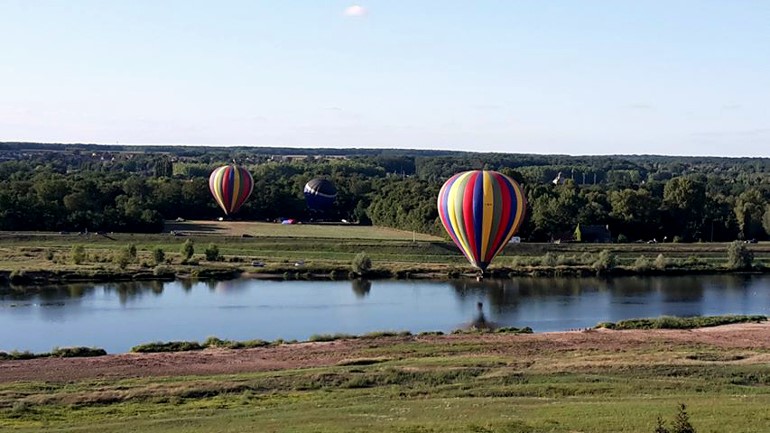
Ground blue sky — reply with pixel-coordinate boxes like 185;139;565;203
1;1;768;156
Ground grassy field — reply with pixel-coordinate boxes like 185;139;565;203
2;327;770;432
0;221;768;279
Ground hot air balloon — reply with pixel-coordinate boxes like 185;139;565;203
303;178;337;211
208;165;255;215
437;170;527;272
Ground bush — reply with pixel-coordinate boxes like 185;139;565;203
181;239;195;260
593;250;617;273
633;255;652;272
598;315;765;330
127;243;137;261
542;252;557;267
727;240;754;270
616;233;629;243
152;247;165;265
114;243;138;268
654;403;696;433
50;346;107;358
204;243;221;261
654;253;667;270
153;264;175;277
352;252;372;275
71;245;87;265
309;333;356;342
45;250;55;261
131;341;203;353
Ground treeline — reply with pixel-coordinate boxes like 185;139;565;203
0;145;769;241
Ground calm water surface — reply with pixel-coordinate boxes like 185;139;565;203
1;275;769;353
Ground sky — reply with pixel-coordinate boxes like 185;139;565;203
1;1;769;157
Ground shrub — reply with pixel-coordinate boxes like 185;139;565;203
351;252;372;275
309;333;356;342
71;245;87;265
153;264;174;277
45;250;55;261
727;240;754;270
579;252;595;265
598;315;765;330
542;252;557;267
114;250;131;269
654;253;667;270
671;403;696;433
556;254;578;266
593;250;616;273
181;239;195;260
50;346;107;358
633;255;652;272
616;233;629;243
152;247;165;265
131;341;203;353
204;243;221;261
127;243;137;261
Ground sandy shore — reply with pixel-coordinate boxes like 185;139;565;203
2;323;769;383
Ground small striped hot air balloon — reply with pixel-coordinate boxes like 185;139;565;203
437;170;527;271
208;165;255;216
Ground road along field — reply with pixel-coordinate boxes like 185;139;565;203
1;323;770;432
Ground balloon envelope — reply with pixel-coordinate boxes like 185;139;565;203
303;178;337;210
437;170;527;271
208;165;255;215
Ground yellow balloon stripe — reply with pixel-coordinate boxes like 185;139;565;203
446;171;474;261
480;171;494;262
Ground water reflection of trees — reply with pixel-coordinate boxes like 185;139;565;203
102;281;168;304
450;278;607;312
351;279;372;298
450;276;715;313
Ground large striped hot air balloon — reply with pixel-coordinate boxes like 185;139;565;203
208;165;255;215
437;170;527;271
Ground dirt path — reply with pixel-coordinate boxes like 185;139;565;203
2;323;769;383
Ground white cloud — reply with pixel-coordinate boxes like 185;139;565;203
343;5;366;17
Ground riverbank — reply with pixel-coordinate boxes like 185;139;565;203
0;227;768;286
2;322;770;432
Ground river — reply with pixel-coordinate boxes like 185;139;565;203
1;275;769;353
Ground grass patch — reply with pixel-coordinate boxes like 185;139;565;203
308;333;358;342
130;341;204;353
360;331;412;338
0;346;106;360
597;314;767;330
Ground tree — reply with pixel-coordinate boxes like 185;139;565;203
351;252;372;276
663;177;706;241
71;245;86;265
764;204;770;238
726;241;753;270
671;403;696;433
654;417;670;433
593;250;617;274
204;243;221;261
114;244;137;268
181;239;195;261
734;189;766;240
152;247;165;265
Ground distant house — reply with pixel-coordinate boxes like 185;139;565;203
574;224;612;243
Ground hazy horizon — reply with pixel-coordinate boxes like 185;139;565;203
2;1;768;157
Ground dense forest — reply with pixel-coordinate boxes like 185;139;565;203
1;142;769;242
